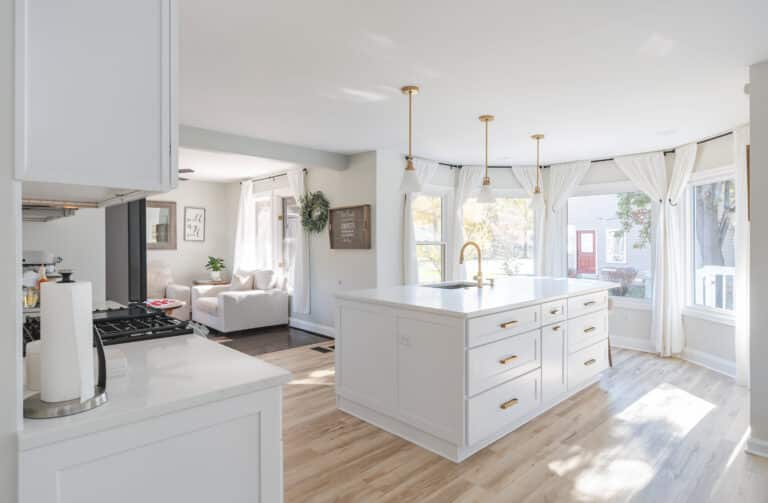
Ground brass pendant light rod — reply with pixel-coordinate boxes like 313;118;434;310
479;115;495;185
401;85;420;170
531;133;544;193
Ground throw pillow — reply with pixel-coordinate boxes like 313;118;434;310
230;273;253;291
253;270;276;290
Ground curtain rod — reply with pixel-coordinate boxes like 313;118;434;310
408;130;735;170
241;167;308;184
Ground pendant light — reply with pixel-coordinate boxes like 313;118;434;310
476;115;496;204
531;134;545;210
399;85;423;193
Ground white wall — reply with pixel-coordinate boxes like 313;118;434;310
749;60;768;455
290;152;378;332
375;150;403;288
23;208;106;305
0;0;21;498
147;181;240;291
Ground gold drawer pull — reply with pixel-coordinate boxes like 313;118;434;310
584;358;597;366
552;325;562;331
584;326;597;333
499;320;518;329
549;308;560;315
500;398;519;410
583;300;597;307
499;355;518;365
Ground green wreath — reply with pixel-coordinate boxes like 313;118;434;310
299;191;330;233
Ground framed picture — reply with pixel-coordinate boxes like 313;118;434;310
184;207;206;241
146;201;177;250
329;205;371;249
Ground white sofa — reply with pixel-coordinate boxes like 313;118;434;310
147;261;191;320
191;270;289;333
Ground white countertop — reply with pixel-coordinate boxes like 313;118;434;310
335;276;618;317
19;335;292;451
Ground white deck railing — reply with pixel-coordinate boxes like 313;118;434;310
695;265;735;310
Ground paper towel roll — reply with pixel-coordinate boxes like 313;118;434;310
40;281;95;403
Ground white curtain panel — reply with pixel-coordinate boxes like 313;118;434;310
402;159;440;284
232;180;258;274
286;169;310;314
254;193;274;270
541;161;591;277
665;143;697;355
511;166;546;276
734;125;751;386
449;165;484;280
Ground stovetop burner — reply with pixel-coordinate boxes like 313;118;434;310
24;303;194;348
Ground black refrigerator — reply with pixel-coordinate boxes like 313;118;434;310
105;199;147;305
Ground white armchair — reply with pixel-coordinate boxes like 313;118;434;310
147;261;191;320
191;271;289;333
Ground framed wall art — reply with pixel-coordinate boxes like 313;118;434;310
184;206;206;242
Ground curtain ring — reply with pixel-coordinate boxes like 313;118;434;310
668;197;678;207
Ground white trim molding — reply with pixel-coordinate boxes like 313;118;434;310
611;296;652;311
610;334;655;353
746;435;768;459
680;347;736;378
682;305;736;327
289;317;335;338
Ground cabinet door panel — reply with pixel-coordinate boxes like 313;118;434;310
541;322;566;403
18;0;174;191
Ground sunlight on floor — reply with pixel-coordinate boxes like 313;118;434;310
288;367;335;386
547;383;716;502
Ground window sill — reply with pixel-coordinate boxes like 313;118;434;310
682;305;735;327
610;296;652;311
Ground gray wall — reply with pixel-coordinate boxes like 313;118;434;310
0;0;21;498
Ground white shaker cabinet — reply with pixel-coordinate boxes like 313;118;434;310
15;0;177;192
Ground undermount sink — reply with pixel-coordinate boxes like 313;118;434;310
424;281;478;290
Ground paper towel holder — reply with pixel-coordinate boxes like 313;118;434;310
24;331;108;419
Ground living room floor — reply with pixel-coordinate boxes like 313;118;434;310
210;325;331;355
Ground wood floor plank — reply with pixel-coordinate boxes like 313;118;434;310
252;344;765;503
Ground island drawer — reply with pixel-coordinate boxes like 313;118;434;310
541;299;567;325
567;291;609;318
567;310;609;354
467;369;540;445
467;329;540;396
567;339;609;390
467;305;540;347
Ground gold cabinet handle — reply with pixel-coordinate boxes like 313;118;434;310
584;326;596;333
549;308;560;315
499;355;518;365
584;358;596;366
583;300;597;307
499;320;518;329
552;325;561;331
500;398;519;410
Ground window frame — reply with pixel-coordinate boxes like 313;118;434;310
413;189;448;284
683;169;737;324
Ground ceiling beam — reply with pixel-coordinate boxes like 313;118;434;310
179;125;350;171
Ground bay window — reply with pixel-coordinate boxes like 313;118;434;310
412;194;445;283
690;178;736;311
462;196;534;276
567;192;653;300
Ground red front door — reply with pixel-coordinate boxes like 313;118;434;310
576;230;596;275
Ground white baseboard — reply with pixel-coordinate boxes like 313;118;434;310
680;347;736;378
610;335;655;353
289;317;335;338
746;435;768;458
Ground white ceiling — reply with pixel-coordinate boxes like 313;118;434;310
179;0;767;165
178;148;297;182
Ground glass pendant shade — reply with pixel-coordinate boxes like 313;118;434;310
476;179;496;204
399;162;423;193
531;189;545;211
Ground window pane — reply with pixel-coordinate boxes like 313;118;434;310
412;194;442;242
282;197;299;287
416;244;443;283
568;193;652;299
463;197;534;277
692;180;736;311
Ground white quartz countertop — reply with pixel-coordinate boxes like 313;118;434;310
335;276;618;317
19;335;292;451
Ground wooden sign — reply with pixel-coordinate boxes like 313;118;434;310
184;206;206;241
329;205;371;249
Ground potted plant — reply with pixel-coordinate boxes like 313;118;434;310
205;256;226;281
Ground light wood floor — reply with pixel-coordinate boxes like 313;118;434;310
259;343;768;503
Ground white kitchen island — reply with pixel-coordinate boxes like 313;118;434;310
335;277;616;462
18;334;292;503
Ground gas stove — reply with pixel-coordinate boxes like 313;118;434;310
24;303;195;348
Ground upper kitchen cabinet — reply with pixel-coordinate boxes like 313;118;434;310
15;0;177;192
